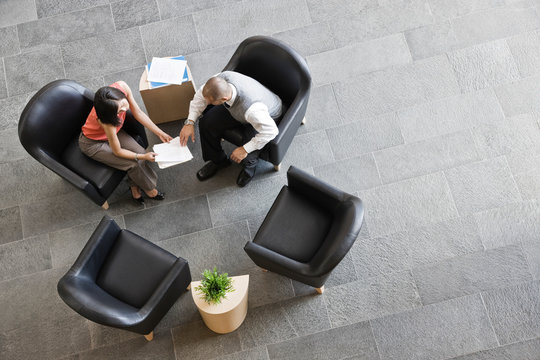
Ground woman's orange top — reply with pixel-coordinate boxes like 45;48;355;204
82;82;127;141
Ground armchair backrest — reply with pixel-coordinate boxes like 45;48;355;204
18;80;94;163
222;36;311;107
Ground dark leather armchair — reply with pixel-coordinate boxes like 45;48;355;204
18;80;148;209
244;166;364;293
57;216;191;340
221;36;311;170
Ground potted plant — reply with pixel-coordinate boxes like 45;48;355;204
191;267;249;334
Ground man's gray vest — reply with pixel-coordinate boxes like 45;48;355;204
218;71;282;124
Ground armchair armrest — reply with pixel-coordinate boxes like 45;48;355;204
287;166;348;211
67;216;121;280
244;241;312;276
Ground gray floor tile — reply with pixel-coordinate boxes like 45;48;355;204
156;0;227;19
215;346;269;360
326;113;404;160
4;46;64;96
473;112;540;159
0;266;71;332
61;27;145;80
193;0;311;51
124;195;212;242
236;302;297;350
75;76;105;93
352;216;483;280
172;320;242;360
447;40;520;92
0;127;30;164
111;0;160;31
445;157;522;215
0;314;91;360
482;280;540;345
514;168;540;201
279;130;335;170
246;267;295;309
17;5;115;51
0;158;75;210
0;92;33;131
507;29;540;78
272;22;335;58
266;321;379;360
307;33;411;86
184;43;238;86
405;21;460;60
329;0;433;47
139;14;200;62
359;172;458;238
297;85;342;136
207;172;285;227
78;330;176;360
0;234;52;281
306;0;377;23
279;295;331;337
496;75;540;116
85;321;139;350
35;0;108;18
0;0;37;27
374;130;480;184
0;60;7;100
413;245;532;305
0;206;22;245
452;6;540;47
506;147;540;175
324;271;422;328
0;25;20;57
332;55;460;119
428;0;504;21
450;337;540;360
371;294;498;360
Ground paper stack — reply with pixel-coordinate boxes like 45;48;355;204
153;137;193;169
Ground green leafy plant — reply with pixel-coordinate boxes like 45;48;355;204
195;267;234;304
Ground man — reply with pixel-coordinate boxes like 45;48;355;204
179;71;282;187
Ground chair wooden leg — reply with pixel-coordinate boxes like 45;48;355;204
273;163;281;171
261;268;268;272
101;201;109;210
301;117;306;125
315;286;324;294
144;331;154;341
186;284;191;291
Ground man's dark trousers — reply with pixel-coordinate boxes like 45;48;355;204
199;105;260;177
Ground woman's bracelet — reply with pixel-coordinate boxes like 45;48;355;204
134;153;139;161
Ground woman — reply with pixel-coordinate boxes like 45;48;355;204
79;81;172;203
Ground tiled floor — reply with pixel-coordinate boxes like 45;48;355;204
1;0;540;359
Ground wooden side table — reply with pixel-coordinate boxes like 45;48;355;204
191;275;249;334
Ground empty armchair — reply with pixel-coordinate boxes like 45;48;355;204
57;216;191;340
244;166;364;293
221;36;311;170
18;80;148;209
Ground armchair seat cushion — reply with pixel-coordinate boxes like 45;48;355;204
254;187;332;263
61;137;125;192
96;230;177;308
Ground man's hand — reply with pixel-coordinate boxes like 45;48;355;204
179;124;195;146
231;147;248;163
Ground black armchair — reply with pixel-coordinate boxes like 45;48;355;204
244;166;364;293
221;36;311;170
18;80;148;209
57;216;191;340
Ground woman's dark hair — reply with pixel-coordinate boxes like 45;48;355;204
94;86;127;126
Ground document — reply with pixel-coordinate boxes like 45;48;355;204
153;137;193;169
147;57;187;85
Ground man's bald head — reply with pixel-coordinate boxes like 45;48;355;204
202;76;231;104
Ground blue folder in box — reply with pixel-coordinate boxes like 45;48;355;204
146;56;189;88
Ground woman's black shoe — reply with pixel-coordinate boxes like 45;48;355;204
133;196;144;204
147;191;165;200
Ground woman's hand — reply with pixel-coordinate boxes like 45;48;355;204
179;124;195;146
159;132;173;143
141;152;158;162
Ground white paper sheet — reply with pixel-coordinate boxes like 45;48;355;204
147;57;187;85
153;137;193;169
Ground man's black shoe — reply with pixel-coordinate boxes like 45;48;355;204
236;169;254;187
196;160;230;181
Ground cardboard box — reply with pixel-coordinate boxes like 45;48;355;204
139;63;196;124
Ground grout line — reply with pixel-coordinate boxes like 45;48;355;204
480;292;501;347
138;25;149;64
154;0;162;21
2;57;9;97
368;319;383;360
109;3;117;33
